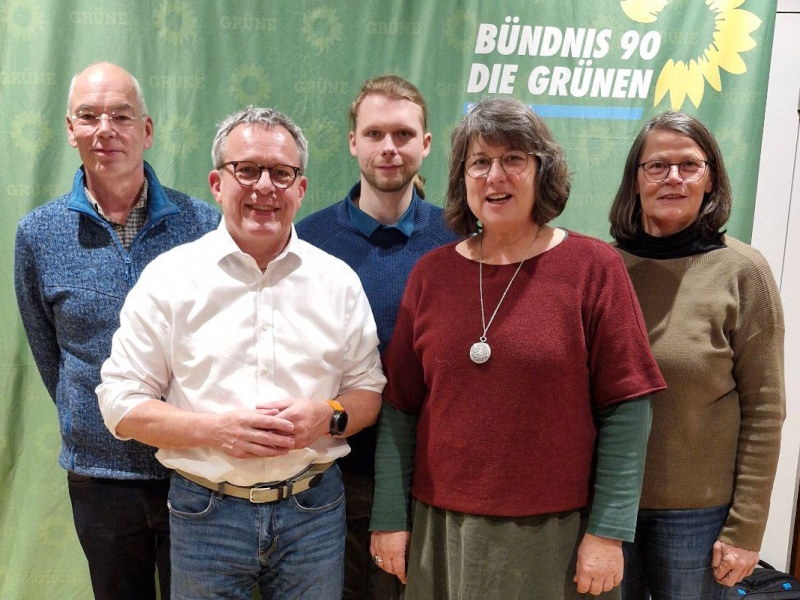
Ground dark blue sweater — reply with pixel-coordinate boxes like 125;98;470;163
296;184;459;477
14;162;220;479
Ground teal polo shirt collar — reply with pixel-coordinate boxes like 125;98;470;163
345;182;416;238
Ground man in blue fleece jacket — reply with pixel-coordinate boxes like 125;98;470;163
13;62;219;600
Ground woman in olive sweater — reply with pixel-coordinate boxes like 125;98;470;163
609;111;786;598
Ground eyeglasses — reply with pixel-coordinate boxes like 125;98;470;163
639;159;709;183
219;160;301;189
464;151;536;179
69;111;145;131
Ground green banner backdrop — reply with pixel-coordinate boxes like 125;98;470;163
0;0;776;596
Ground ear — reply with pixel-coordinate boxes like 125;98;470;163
348;131;357;157
208;169;223;206
421;131;432;158
66;115;78;148
143;116;154;150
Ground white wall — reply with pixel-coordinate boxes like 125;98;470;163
752;0;800;571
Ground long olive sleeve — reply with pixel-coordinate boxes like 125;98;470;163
370;402;418;532
588;397;652;542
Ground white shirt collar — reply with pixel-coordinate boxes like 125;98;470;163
209;221;305;271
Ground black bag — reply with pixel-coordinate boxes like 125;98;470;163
726;560;800;597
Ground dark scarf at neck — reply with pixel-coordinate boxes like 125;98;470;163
618;224;725;259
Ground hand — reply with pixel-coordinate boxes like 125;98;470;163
574;533;624;595
712;540;759;586
258;398;331;449
211;408;295;459
370;530;411;584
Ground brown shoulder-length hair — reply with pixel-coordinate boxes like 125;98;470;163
444;97;570;236
608;110;731;243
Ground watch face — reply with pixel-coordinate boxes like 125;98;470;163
331;411;349;436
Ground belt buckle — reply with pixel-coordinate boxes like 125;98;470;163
246;466;323;504
249;485;277;503
248;479;293;503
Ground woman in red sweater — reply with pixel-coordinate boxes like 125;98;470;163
369;97;666;599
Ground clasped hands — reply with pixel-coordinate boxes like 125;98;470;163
212;398;330;459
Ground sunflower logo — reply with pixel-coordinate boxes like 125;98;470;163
2;0;44;40
30;421;60;456
621;0;669;22
229;64;271;106
153;0;197;46
572;123;628;168
303;119;342;162
302;7;343;53
37;512;75;551
445;10;479;53
11;111;53;155
157;116;201;158
621;0;762;109
714;125;748;167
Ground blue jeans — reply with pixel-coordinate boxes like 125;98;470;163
622;505;729;600
168;464;346;600
67;473;171;600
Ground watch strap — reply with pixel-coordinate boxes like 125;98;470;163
326;399;348;436
326;399;345;413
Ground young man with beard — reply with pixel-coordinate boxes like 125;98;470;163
296;75;459;600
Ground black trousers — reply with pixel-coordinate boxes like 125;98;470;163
342;471;404;600
68;473;170;600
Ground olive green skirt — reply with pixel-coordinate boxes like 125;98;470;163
405;501;621;600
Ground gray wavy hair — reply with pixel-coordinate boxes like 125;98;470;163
211;106;308;173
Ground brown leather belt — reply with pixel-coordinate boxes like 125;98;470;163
176;462;333;503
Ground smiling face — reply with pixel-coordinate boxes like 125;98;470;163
636;128;713;237
349;94;431;196
209;124;306;268
464;136;537;236
66;63;153;187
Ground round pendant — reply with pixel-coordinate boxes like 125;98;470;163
469;341;491;364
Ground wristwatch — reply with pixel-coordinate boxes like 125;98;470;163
326;399;348;436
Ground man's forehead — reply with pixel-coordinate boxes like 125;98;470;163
356;94;425;130
228;124;300;160
69;69;140;111
232;124;293;147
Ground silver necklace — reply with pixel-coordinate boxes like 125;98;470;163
470;233;537;364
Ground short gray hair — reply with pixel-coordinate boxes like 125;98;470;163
211;106;309;173
66;62;149;116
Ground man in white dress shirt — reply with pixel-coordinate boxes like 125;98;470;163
97;107;385;600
